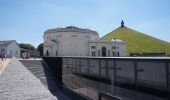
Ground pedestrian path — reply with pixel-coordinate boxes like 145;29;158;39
0;58;58;100
20;60;70;100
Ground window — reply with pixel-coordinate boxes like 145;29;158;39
91;46;96;49
91;51;96;56
98;50;100;56
46;50;49;56
112;46;116;49
113;52;119;57
102;47;106;57
56;51;58;56
118;52;120;56
1;48;5;52
117;46;119;49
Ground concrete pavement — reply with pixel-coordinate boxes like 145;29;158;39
20;60;70;100
0;58;58;100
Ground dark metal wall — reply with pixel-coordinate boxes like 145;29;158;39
43;57;170;100
43;57;63;89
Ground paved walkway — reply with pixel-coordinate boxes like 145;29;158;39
0;58;58;100
20;60;70;100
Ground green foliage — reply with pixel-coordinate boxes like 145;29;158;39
37;43;43;56
20;43;36;50
101;27;170;55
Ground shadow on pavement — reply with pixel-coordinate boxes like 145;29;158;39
20;60;71;100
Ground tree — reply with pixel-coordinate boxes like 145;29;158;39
20;43;36;50
37;43;43;56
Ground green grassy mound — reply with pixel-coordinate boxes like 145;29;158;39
101;26;170;55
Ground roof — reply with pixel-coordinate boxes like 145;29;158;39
0;40;17;47
88;40;125;44
46;56;170;60
44;26;98;35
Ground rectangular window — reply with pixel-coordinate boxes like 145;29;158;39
113;52;119;57
98;50;100;56
91;46;96;49
92;51;96;56
112;46;116;49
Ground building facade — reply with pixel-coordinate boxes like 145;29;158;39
88;40;125;57
43;26;126;57
0;40;20;58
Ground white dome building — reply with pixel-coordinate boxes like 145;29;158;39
43;26;126;57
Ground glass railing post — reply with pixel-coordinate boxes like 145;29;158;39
134;61;137;100
166;62;170;99
112;59;116;96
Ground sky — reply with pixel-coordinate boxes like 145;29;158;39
0;0;170;47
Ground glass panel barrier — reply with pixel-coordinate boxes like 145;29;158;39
60;57;170;100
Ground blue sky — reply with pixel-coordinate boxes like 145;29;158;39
0;0;170;47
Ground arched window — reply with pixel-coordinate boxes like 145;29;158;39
46;50;49;56
102;47;106;57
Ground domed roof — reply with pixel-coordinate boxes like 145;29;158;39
65;26;78;29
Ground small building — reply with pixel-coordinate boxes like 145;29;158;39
0;40;20;58
21;48;40;59
43;26;126;57
20;48;30;59
88;39;125;57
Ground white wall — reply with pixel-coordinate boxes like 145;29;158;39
6;41;20;58
43;27;126;57
88;41;126;57
44;29;99;57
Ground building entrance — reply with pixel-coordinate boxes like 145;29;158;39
102;47;106;57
